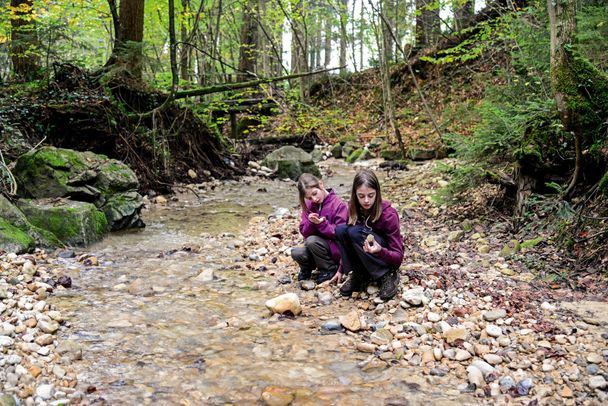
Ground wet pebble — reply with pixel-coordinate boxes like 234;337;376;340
300;280;316;291
515;378;533;396
320;321;343;333
430;367;448;377
277;275;291;285
586;364;600;375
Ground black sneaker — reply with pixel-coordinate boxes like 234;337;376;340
298;268;312;281
316;270;335;284
339;272;366;296
378;270;400;301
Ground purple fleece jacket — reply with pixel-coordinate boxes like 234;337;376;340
362;200;404;267
299;189;348;263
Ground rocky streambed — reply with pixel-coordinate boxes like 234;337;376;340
1;158;607;405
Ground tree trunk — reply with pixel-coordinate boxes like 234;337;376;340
290;0;309;99
415;0;440;48
238;1;258;81
114;0;145;79
359;0;364;69
324;6;332;68
338;0;348;73
179;0;191;81
10;0;40;81
453;0;474;32
547;0;579;197
381;0;394;63
168;0;179;97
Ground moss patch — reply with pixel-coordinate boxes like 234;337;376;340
346;148;364;163
0;218;35;253
18;199;108;246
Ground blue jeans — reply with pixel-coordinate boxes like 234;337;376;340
335;224;392;280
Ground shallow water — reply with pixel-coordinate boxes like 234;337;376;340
51;161;476;405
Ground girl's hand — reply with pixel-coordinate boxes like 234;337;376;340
363;237;381;254
329;271;344;284
308;213;325;225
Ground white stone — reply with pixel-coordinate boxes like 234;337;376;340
467;365;485;387
194;269;214;282
36;384;54;400
486;324;502;337
455;349;472;361
427;312;441;322
0;336;14;347
265;293;302;316
541;301;556;311
483;354;503;365
589;375;607;389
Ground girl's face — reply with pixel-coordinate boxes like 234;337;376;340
356;184;377;211
305;184;326;205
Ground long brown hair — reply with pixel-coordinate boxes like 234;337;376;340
348;169;382;225
297;173;322;212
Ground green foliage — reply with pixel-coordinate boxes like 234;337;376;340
577;4;608;70
420;15;513;65
433;161;486;203
273;101;354;139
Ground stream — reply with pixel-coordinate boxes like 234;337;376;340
50;161;475;405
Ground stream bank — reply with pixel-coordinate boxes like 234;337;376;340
1;158;607;405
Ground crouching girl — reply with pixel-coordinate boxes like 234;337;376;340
291;173;348;284
333;169;404;300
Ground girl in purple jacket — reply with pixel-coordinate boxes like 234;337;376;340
291;173;348;284
334;169;404;300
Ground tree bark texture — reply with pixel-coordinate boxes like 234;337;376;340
10;0;40;80
238;1;259;81
415;0;440;48
179;0;191;81
114;0;145;79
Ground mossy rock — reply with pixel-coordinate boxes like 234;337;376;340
341;141;360;159
499;239;521;258
330;143;343;159
14;146;144;231
15;146;138;199
0;195;62;249
102;191;145;231
310;149;324;163
380;144;402;161
521;237;544;249
0;218;35;254
261;146;320;181
346;148;373;163
368;137;386;150
17;198;108;246
408;148;437;161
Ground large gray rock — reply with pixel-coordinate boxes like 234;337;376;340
14;147;144;230
261;146;320;181
17;198;108;246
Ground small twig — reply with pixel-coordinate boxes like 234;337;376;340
28;136;47;153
